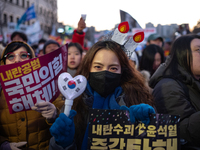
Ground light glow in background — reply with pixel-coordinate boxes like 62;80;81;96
58;0;199;31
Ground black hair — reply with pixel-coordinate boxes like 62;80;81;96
38;38;46;44
164;34;200;77
43;40;60;54
140;44;165;75
68;42;83;55
1;41;34;64
11;31;28;42
31;44;38;50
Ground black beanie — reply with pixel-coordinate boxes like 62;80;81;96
43;40;60;54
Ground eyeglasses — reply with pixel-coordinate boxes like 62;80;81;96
4;51;30;62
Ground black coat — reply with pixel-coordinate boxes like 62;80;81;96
149;60;200;149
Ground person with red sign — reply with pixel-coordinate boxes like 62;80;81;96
49;39;155;149
0;41;64;150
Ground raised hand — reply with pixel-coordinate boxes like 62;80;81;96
77;17;86;33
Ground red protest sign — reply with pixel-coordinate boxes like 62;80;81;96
0;44;68;114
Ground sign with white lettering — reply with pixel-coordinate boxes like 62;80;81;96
0;44;68;114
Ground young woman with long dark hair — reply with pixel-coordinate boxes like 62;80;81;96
149;34;200;149
49;40;155;150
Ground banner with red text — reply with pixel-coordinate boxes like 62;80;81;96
0;44;68;114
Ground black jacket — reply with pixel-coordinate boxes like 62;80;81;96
149;59;200;149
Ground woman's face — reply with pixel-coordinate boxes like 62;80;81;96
191;38;200;79
153;52;161;71
5;47;30;65
68;46;82;69
90;49;121;73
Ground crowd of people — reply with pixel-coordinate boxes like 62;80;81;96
0;16;200;150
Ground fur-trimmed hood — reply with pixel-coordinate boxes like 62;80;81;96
0;41;35;66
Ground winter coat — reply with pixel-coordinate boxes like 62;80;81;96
0;43;64;150
72;29;85;48
149;58;200;149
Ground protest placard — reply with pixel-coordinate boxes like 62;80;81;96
0;44;68;114
88;109;180;150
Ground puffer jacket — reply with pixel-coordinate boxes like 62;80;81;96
0;43;64;150
149;58;200;149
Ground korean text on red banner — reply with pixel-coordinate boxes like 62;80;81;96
0;44;68;114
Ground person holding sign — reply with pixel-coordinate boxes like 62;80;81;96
149;34;200;149
49;40;155;150
0;41;64;150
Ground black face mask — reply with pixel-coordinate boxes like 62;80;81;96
89;71;121;97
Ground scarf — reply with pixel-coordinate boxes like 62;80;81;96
67;67;77;77
81;82;123;150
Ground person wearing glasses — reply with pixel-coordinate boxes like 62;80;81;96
149;34;200;149
0;41;64;150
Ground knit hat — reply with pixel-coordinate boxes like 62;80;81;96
43;40;60;54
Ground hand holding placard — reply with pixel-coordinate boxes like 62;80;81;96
58;73;87;117
31;102;57;121
120;103;155;125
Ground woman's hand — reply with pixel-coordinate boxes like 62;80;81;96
50;110;77;148
10;142;27;150
77;17;86;33
31;102;57;120
120;103;155;125
1;141;27;150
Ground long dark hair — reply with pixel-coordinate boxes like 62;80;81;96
75;40;153;106
72;41;154;147
140;44;165;75
164;34;200;77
